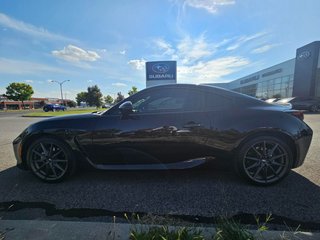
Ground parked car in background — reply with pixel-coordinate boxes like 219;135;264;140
276;97;320;112
13;84;313;186
271;97;294;109
265;98;280;103
102;104;112;109
43;104;67;112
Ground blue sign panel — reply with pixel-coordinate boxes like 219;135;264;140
146;61;177;81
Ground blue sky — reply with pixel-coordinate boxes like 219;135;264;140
0;0;320;100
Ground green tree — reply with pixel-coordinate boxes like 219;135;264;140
128;86;138;96
87;85;103;108
104;95;113;105
6;82;34;109
76;92;88;106
66;100;77;108
114;92;125;104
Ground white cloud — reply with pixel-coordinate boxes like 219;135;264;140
184;0;235;14
25;80;34;83
0;87;6;94
177;35;214;64
154;38;175;56
128;59;146;70
0;58;69;75
251;44;278;54
52;45;101;62
112;82;127;87
87;80;93;83
151;35;231;64
226;32;267;51
178;56;250;83
0;13;74;42
120;50;126;55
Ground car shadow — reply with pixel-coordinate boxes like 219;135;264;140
0;166;320;230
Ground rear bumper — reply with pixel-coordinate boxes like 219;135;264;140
293;124;313;168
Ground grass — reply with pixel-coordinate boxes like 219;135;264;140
130;226;205;240
124;213;302;240
22;108;104;117
214;218;254;240
126;214;257;240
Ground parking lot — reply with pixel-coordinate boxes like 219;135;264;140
0;113;320;229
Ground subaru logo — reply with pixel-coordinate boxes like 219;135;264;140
152;63;170;73
298;51;311;59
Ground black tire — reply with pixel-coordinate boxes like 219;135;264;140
235;136;293;186
26;137;76;183
44;108;49;112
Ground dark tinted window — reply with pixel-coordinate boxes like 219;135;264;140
107;87;204;115
131;88;189;113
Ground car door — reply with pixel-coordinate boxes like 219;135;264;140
201;90;239;154
87;86;211;167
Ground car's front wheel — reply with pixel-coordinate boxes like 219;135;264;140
310;105;320;112
26;137;76;183
235;136;292;186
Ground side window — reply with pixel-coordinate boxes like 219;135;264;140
107;87;205;114
144;96;184;112
132;89;187;113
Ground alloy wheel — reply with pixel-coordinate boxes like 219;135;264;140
311;105;317;112
242;140;289;184
29;141;69;181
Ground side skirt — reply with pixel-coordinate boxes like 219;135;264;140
87;157;213;170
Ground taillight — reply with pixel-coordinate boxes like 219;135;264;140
291;111;304;121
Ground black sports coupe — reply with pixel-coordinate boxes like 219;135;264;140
13;84;313;185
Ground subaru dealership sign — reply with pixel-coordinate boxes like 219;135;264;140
146;61;177;87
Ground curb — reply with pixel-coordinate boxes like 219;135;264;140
0;220;319;240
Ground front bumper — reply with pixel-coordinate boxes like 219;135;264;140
13;135;28;170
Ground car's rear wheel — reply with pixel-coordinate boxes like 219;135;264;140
235;136;292;186
27;137;76;183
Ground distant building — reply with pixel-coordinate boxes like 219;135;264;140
206;41;320;99
0;96;73;110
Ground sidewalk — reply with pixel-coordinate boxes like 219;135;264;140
1;220;320;240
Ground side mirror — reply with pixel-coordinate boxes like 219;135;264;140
119;101;133;116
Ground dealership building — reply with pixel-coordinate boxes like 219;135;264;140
207;41;320;99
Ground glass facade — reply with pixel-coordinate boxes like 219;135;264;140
232;74;294;98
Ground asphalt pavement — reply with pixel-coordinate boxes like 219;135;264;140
0;113;320;231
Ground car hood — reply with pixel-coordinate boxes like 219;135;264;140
37;113;100;123
25;113;101;134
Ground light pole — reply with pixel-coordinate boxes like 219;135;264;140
50;80;70;105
